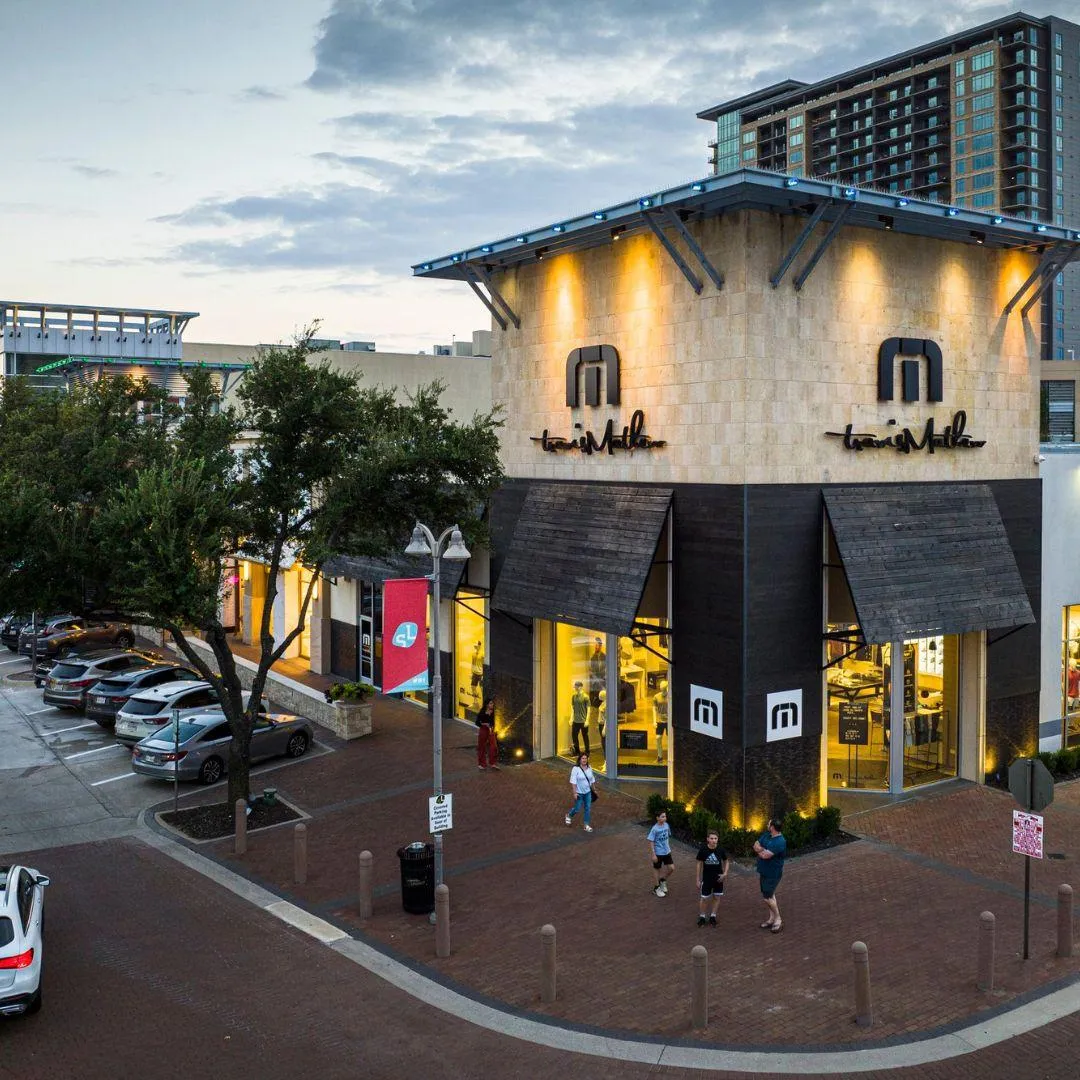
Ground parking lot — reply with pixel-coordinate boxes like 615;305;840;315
0;654;334;846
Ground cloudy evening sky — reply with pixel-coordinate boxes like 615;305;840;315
6;0;1078;350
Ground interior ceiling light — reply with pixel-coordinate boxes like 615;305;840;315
971;231;986;244
611;225;626;240
878;215;894;230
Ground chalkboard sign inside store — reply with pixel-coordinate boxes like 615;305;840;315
838;702;869;746
620;729;649;751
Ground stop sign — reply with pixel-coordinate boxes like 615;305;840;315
1008;758;1055;813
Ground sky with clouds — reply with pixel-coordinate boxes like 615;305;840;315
6;0;1077;350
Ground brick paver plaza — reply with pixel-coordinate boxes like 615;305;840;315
183;697;1080;1048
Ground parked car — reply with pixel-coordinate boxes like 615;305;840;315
19;616;134;661
0;614;31;652
41;650;157;712
114;681;219;745
131;711;313;785
0;863;49;1017
85;664;200;728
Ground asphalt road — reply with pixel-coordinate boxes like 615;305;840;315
0;656;332;854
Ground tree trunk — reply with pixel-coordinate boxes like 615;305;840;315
228;733;252;808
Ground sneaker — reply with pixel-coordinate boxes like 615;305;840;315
709;915;717;927
490;764;501;770
584;825;593;833
697;915;707;927
565;815;572;826
653;885;665;897
658;880;668;895
478;765;487;770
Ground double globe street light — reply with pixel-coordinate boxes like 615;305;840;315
404;522;471;894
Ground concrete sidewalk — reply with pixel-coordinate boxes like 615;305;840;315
148;691;1080;1051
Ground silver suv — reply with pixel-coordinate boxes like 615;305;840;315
114;681;219;745
42;650;156;712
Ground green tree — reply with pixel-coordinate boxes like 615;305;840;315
0;331;504;804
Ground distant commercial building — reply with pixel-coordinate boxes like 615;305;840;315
697;11;1080;440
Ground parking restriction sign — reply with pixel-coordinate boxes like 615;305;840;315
1012;810;1044;860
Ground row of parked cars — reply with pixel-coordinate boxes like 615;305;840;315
2;613;314;785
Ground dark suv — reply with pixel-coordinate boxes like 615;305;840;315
85;663;201;727
41;650;157;712
19;616;135;661
1;614;32;652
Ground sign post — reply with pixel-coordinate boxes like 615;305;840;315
1008;757;1055;960
428;793;453;834
838;702;869;789
171;706;182;818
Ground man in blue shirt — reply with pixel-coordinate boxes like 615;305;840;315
753;817;787;933
647;810;674;897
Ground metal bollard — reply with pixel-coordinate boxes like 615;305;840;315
977;911;996;992
435;884;451;958
1058;884;1074;959
294;823;307;885
540;924;557;1004
234;798;247;855
358;851;373;920
852;941;873;1027
690;945;708;1030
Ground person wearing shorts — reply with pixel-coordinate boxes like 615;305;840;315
695;830;729;927
753;817;787;933
648;810;674;896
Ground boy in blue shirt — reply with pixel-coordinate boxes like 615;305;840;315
647;810;674;897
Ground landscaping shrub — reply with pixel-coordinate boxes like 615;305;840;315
724;827;757;857
814;804;843;839
782;809;813;850
645;793;667;821
689;806;725;843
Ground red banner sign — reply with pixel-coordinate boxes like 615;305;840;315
382;578;429;695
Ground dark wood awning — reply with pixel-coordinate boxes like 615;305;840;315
491;483;672;637
323;552;466;595
823;484;1034;644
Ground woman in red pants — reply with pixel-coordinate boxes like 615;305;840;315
476;698;499;769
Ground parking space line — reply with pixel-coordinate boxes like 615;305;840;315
0;658;27;667
45;722;97;735
26;707;57;715
91;772;136;787
64;744;126;761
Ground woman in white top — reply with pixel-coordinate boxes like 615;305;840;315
564;753;597;833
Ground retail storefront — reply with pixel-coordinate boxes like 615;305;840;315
416;169;1070;824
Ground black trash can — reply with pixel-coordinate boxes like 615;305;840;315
396;842;435;914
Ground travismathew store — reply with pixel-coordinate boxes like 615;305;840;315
415;170;1075;825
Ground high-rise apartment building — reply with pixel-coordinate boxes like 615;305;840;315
698;11;1080;440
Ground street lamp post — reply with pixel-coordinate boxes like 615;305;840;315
404;522;471;894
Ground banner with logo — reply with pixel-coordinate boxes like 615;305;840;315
382;578;429;694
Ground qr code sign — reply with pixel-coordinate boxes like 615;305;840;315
1012;810;1044;859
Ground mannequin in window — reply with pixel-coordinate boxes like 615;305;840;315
470;641;484;706
597;688;607;745
653;679;669;763
1068;661;1080;732
588;637;606;724
570;680;590;756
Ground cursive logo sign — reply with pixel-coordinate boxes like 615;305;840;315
825;410;986;453
531;408;666;455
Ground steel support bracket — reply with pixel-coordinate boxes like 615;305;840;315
794;203;854;292
473;264;521;330
1021;248;1077;318
460;267;507;331
642;210;703;294
771;200;830;288
661;207;724;290
1004;243;1068;315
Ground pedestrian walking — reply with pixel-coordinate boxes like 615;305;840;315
753;817;787;933
564;753;596;833
695;829;729;927
476;698;499;770
648;809;674;896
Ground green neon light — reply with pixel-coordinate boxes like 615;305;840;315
33;355;251;375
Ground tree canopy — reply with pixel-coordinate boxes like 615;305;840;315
0;332;504;802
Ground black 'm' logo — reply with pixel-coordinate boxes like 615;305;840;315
878;338;943;403
565;345;620;408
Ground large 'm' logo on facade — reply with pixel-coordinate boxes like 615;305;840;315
877;338;943;403
565;344;620;407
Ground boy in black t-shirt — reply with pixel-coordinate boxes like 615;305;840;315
695;830;730;927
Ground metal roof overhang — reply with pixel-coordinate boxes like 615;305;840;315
412;168;1080;282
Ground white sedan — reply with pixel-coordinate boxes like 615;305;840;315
0;864;49;1017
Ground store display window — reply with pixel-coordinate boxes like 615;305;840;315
554;624;608;773
1063;605;1080;748
454;590;488;720
614;621;670;778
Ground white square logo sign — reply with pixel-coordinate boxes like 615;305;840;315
690;684;723;740
766;689;802;742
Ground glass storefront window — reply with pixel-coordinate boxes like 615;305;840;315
1064;605;1080;747
453;590;488;720
555;624;608;772
615;621;670;778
